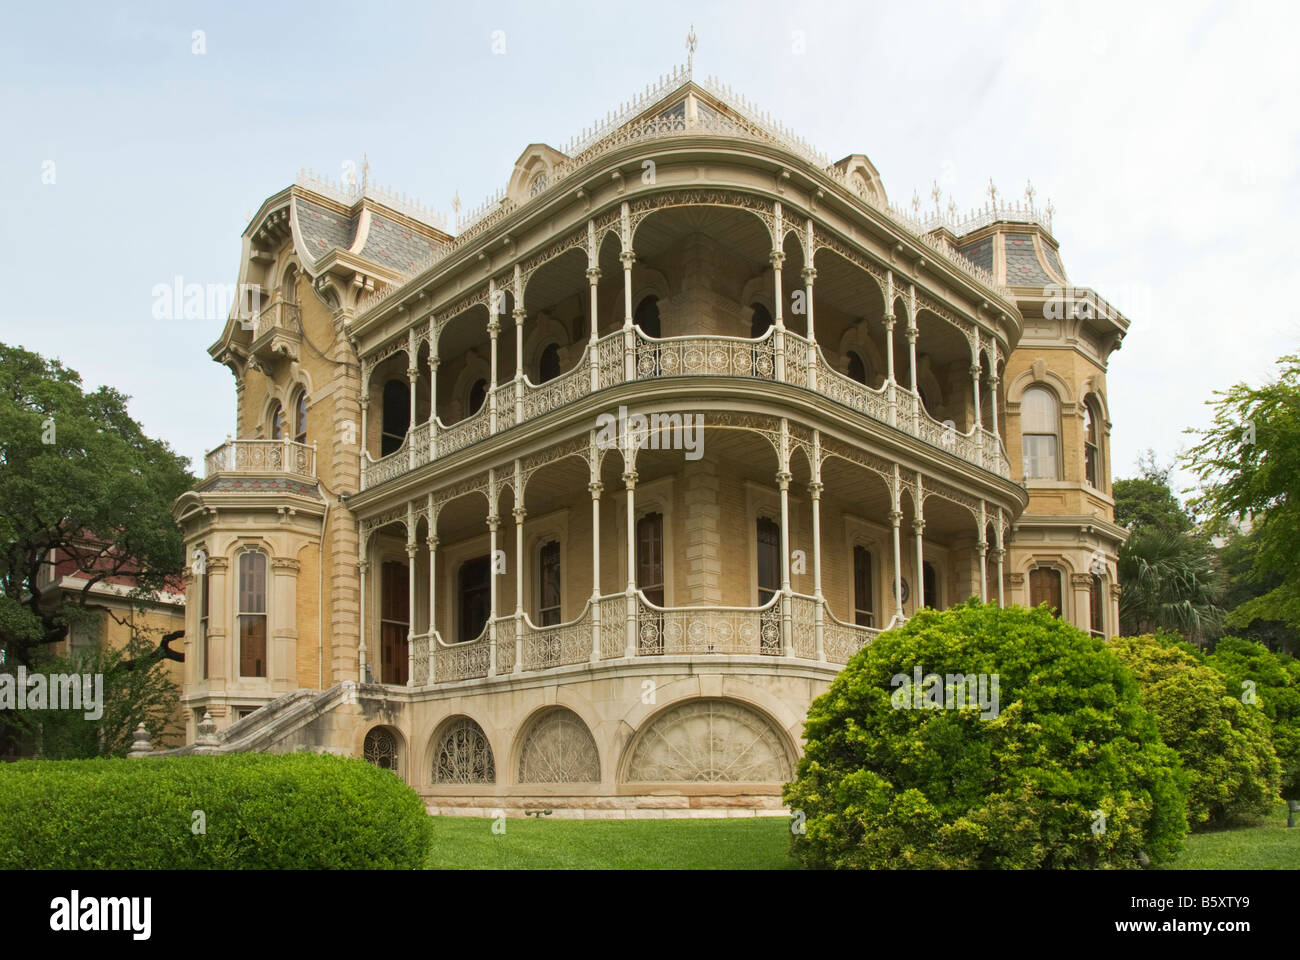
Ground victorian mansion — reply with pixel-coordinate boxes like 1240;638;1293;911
165;65;1129;815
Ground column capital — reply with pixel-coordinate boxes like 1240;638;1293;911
588;481;605;497
429;354;440;369
775;470;792;489
887;509;903;526
358;559;370;575
425;535;440;550
769;250;786;269
988;374;1000;387
619;250;637;267
912;519;926;536
585;267;602;283
882;314;896;331
970;364;982;379
512;308;526;324
1071;573;1095;588
806;480;823;499
976;539;988;555
406;366;419;381
487;318;501;336
800;266;817;283
991;547;1005;562
622;470;638;489
904;327;918;344
486;514;500;532
359;395;370;410
204;556;229;572
512;506;527;523
405;543;418;559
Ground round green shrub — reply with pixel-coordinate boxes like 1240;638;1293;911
1110;634;1282;827
0;752;433;869
783;601;1189;869
1206;636;1300;802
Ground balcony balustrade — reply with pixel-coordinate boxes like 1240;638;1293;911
204;437;317;479
406;592;880;688
362;326;1011;490
246;299;301;362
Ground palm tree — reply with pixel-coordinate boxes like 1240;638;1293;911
1118;530;1225;638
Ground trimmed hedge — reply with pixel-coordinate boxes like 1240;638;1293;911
0;752;433;869
784;601;1189;869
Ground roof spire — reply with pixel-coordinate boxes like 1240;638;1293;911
686;24;697;76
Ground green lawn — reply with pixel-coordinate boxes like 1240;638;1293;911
425;805;1300;869
1158;804;1300;870
425;815;801;869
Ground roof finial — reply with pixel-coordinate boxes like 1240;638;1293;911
1025;179;1036;208
686;24;697;76
987;177;998;206
930;179;942;213
361;152;370;194
911;190;920;216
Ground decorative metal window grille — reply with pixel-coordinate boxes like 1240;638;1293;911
433;717;495;783
364;727;399;772
626;699;790;783
517;709;600;783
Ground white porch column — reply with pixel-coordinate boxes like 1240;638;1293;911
407;330;418;470
357;555;369;682
914;473;926;610
977;500;989;603
587;266;601;390
513;306;526;426
624;467;638;658
426;529;438;684
358;394;369;487
405;540;417;687
429;354;439;443
802;265;818;390
513;502;525;675
889;508;904;621
621;251;636;380
487;512;499;676
809;478;825;662
994;506;1005;607
884;314;897;427
589;479;603;663
771;250;786;382
777;468;793;657
487;314;500;434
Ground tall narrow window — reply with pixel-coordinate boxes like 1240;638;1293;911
538;343;561;384
750;303;773;339
1084;399;1100;488
380;561;409;685
1089;574;1105;638
756;517;781;606
294;391;308;445
458;556;491;643
538;540;561;626
468;378;488;416
238;551;267;677
269;403;284;440
199;568;210;681
1029;567;1062;617
853;546;874;627
635;296;661;338
1021;387;1059;479
636;512;665;655
923;561;938;611
636;513;664;606
381;380;409;456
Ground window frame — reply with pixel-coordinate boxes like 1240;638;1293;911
1020;386;1061;481
852;545;875;627
537;539;562;626
237;549;269;678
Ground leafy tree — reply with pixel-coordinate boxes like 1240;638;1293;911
784;601;1188;869
1118;530;1224;638
0;343;193;755
1214;526;1299;654
1113;450;1194;535
1186;354;1300;633
1205;636;1300;803
1109;634;1280;828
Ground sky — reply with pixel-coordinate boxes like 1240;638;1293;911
1;0;1296;498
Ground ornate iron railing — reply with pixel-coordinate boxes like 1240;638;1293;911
204;438;316;479
822;605;879;664
431;626;490;683
357;327;1010;489
520;604;593;670
634;592;782;657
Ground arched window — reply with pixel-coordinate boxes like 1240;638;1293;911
538;343;561;384
529;171;549;197
468;378;488;416
381;380;409;456
364;727;399;772
198;566;210;681
853;546;874;627
750;303;773;339
238;551;267;677
847;350;869;385
1084;398;1100;488
756;517;781;606
458;556;491;643
634;296;661;339
1021;387;1059;480
1029;567;1062;618
923;561;938;610
432;717;495;783
636;513;664;606
293;390;308;445
1089;574;1106;638
280;265;298;303
538;540;561;626
269;403;283;440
